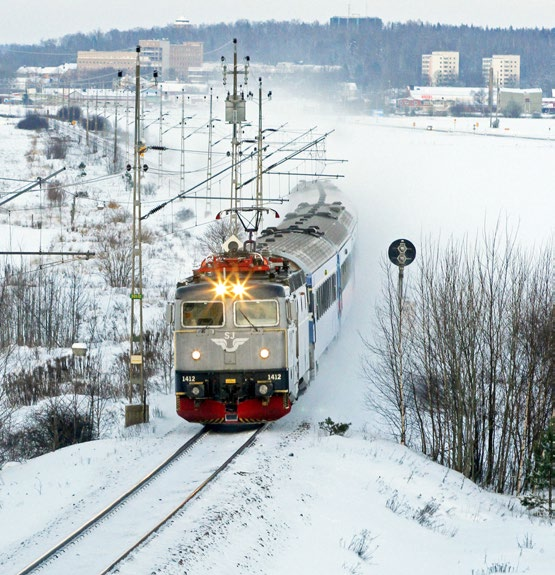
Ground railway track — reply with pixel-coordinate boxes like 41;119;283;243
13;424;266;575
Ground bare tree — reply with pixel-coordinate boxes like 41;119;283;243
95;225;133;288
363;230;553;495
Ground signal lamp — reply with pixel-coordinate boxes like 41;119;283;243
259;348;270;360
191;350;201;361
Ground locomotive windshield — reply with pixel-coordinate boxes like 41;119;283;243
182;301;224;327
234;300;279;327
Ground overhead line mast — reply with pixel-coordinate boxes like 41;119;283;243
127;45;149;427
222;38;249;234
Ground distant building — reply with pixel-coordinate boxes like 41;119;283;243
15;63;76;88
400;86;490;114
169;42;204;79
329;17;383;30
499;88;542;115
542;97;555;114
482;55;520;88
422;51;459;86
140;39;171;75
77;50;147;75
77;41;204;81
173;16;191;28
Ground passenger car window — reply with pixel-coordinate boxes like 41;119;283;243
182;301;224;327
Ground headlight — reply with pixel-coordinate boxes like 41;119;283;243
259;347;270;360
215;282;227;296
191;349;201;361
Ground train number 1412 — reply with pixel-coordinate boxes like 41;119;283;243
268;373;282;381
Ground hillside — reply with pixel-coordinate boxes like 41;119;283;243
1;20;554;92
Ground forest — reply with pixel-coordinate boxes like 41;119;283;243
0;19;553;93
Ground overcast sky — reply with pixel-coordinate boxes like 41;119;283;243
3;0;555;46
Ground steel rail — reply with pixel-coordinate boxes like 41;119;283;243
14;428;209;575
98;423;268;575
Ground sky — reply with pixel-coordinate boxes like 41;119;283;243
2;0;555;46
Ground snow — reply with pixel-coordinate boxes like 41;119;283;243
0;98;553;574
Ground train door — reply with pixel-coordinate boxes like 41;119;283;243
286;297;299;399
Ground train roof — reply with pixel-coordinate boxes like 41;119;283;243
257;180;357;275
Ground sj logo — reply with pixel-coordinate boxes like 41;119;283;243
211;332;249;352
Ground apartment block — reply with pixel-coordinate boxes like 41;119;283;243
77;50;146;74
140;39;171;74
482;55;520;88
422;51;459;86
77;41;203;80
169;42;204;79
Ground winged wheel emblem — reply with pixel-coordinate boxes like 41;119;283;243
211;337;249;352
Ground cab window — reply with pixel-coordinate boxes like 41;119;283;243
234;300;279;327
182;301;224;327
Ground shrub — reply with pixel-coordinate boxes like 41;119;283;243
46;135;69;159
57;105;82;122
319;417;351;436
47;181;65;205
502;100;523;118
82;114;109;132
17;114;48;131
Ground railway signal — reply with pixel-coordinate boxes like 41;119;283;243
388;238;416;446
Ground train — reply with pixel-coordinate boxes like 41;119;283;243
167;180;357;424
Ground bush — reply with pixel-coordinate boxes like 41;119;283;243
95;226;132;288
46;135;69;159
319;417;351;436
57;105;82;122
47;181;65;206
82;114;110;132
17;114;48;131
4;399;96;460
502;100;523;118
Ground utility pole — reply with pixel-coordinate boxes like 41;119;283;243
180;88;185;196
255;77;264;212
126;45;149;427
222;38;249;234
205;86;214;217
156;70;163;188
113;99;119;172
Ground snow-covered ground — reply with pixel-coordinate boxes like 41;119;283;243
0;99;553;574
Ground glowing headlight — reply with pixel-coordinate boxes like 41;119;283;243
232;283;245;297
259;347;270;360
191;349;201;361
215;283;227;296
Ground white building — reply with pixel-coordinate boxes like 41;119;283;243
482;55;520;88
422;51;459;86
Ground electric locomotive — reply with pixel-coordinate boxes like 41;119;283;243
167;180;356;424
